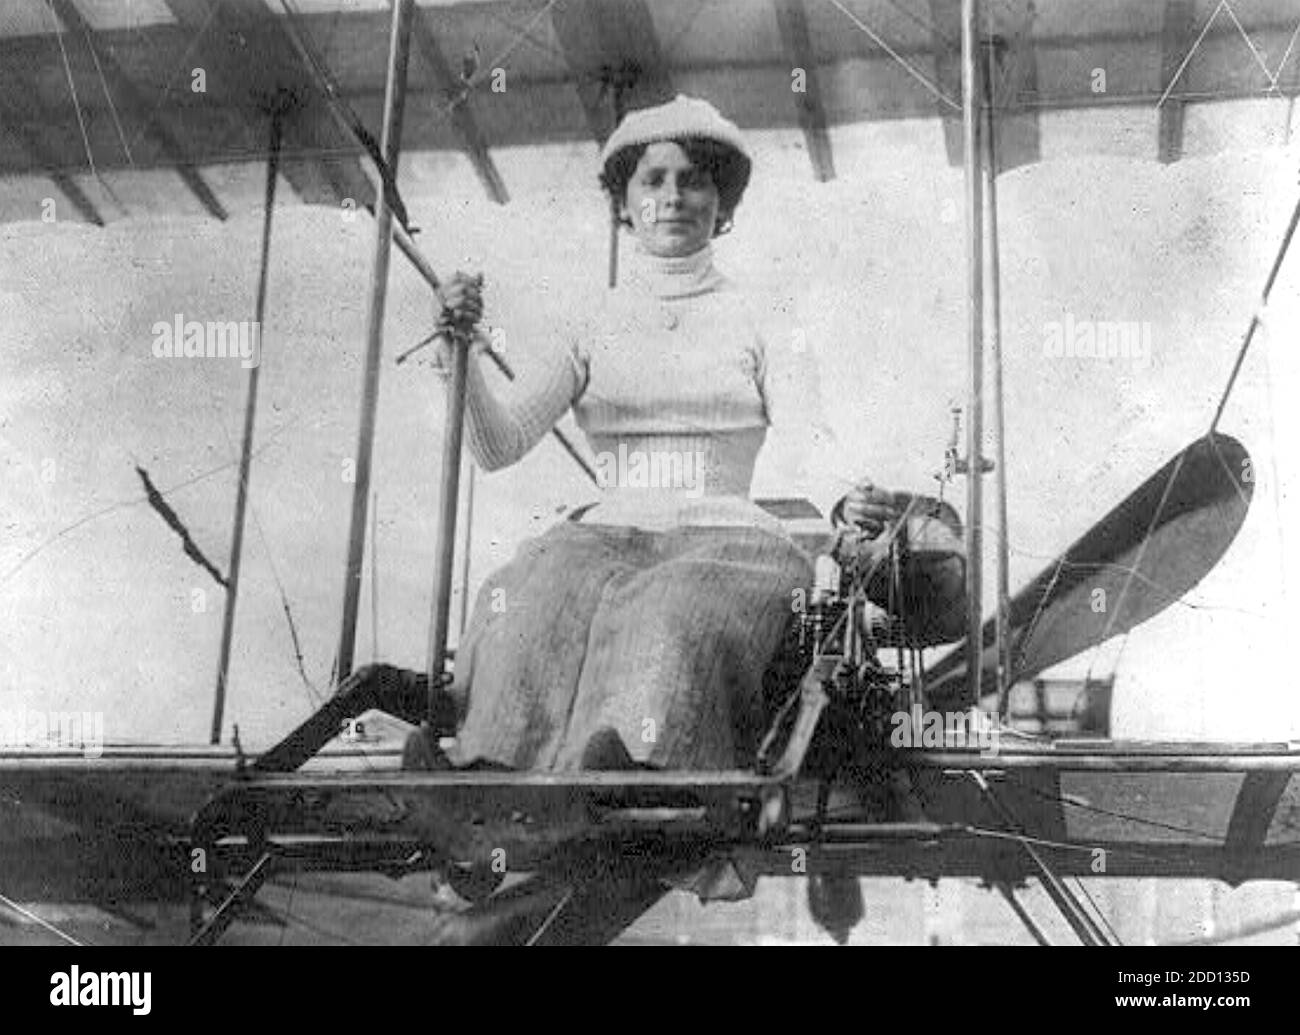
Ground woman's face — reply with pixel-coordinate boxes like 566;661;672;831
621;141;720;258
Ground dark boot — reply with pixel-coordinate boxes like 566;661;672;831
808;874;865;945
401;723;451;771
578;727;657;771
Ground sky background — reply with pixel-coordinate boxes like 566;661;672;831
2;108;1299;748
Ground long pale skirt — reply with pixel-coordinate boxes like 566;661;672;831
448;520;812;771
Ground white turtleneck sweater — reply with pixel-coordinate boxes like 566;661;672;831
447;242;847;533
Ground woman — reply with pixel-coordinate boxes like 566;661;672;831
432;95;896;774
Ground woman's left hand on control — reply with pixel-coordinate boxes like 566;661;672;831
840;482;902;539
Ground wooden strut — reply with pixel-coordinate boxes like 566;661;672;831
335;0;416;683
980;36;1012;718
425;319;471;717
458;465;475;638
960;0;986;711
211;102;283;745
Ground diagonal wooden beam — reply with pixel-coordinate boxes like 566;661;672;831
279;149;369;209
774;0;836;182
411;9;508;205
0;103;104;225
49;0;227;220
1158;0;1197;164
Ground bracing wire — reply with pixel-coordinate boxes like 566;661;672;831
44;0;97;182
0;889;84;947
74;8;135;167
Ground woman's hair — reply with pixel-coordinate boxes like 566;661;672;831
599;137;750;237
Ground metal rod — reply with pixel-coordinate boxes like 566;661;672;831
211;104;282;745
426;324;470;717
745;839;1300;881
608;196;621;289
458;463;475;638
370;490;379;663
981;39;1012;718
335;0;415;683
188;852;275;947
961;0;986;709
1025;850;1110;946
995;882;1051;946
909;748;1300;772
1208;187;1300;433
971;772;1112;945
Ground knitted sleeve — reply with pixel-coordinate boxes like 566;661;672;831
755;301;851;522
438;327;587;471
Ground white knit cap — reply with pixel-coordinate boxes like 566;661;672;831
599;94;752;201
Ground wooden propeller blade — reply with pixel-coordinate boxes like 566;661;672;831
927;432;1254;708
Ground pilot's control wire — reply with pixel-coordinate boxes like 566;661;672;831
791;800;1183;869
811;779;1261;859
1019;780;1224;843
958;825;1168;868
211;415;324;713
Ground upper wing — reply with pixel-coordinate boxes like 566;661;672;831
3;1;1298;225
